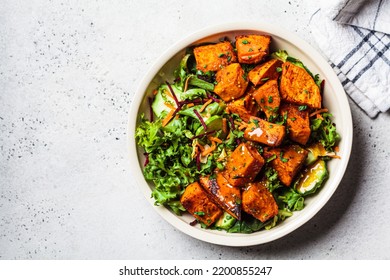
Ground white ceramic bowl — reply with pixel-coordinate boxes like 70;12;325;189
128;22;353;246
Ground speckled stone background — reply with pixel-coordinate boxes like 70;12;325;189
1;0;389;259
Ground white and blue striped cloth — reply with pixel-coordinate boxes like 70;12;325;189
310;0;390;118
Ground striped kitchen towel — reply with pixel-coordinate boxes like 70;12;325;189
310;0;390;118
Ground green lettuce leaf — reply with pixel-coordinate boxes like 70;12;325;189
310;113;341;152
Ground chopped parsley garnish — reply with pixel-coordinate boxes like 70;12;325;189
280;151;289;163
298;105;307;111
266;154;277;163
252;119;259;127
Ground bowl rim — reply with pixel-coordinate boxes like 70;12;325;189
127;21;353;246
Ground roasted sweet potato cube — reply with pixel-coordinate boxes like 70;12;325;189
280;103;311;145
180;182;223;226
224;142;265;188
248;59;283;86
253;80;281;121
242;180;278;222
199;172;242;220
280;62;322;109
214;63;248;102
235;35;271;64
263;145;308;186
193;41;237;72
226;94;259;122
244;116;286;147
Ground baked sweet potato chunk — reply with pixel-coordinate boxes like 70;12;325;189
199;172;242;220
263;145;308;186
224;142;265;188
226;93;259;122
193;41;237;72
280;62;322;109
180;182;223;226
242;180;278;222
280;103;311;145
235;35;271;64
248;58;283;86
244;116;286;147
252;79;281;121
214;63;248;102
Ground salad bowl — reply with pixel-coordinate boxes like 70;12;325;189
128;22;353;246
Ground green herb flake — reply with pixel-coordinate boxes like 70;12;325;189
242;39;249;44
298;105;307;111
266;154;277;163
194;211;205;216
280;151;289;163
276;67;282;73
261;77;270;82
268;96;273;103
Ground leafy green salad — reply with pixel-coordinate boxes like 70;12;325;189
135;36;340;233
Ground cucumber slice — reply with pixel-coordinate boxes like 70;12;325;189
195;115;227;139
215;212;237;230
305;151;317;166
151;84;182;117
305;142;327;166
294;159;328;196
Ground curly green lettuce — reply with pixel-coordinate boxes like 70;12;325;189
135;114;214;214
310;112;341;152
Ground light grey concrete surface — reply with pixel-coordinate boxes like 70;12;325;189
0;0;389;259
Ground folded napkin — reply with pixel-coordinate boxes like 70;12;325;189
310;0;390;118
